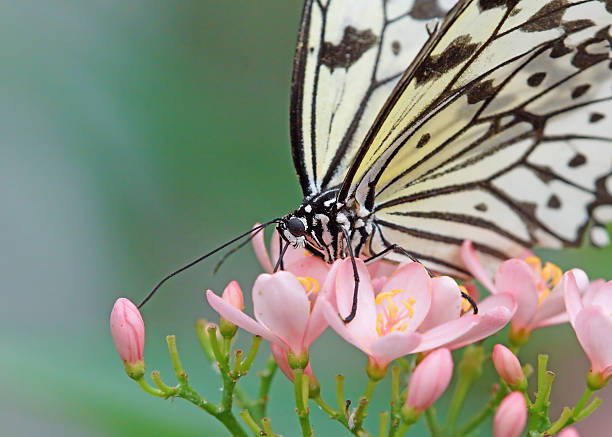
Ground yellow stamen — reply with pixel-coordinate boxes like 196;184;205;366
392;320;408;332
541;262;562;288
297;276;320;294
303;249;312;257
376;313;385;337
537;288;551;308
402;297;416;319
525;256;542;274
375;288;403;305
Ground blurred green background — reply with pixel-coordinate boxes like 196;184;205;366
1;1;610;436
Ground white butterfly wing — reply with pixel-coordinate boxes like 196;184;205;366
336;0;612;275
290;0;455;195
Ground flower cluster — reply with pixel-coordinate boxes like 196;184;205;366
109;232;611;437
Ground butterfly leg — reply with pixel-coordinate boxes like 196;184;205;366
340;227;360;324
364;245;478;315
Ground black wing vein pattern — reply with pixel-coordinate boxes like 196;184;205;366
290;0;452;196
342;0;612;276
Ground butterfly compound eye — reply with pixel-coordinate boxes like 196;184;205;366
287;217;306;237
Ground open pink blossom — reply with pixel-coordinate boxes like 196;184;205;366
563;271;612;382
494;392;527;437
461;240;587;339
321;258;516;368
405;348;453;412
207;268;336;380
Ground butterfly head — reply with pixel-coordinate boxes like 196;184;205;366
279;215;309;248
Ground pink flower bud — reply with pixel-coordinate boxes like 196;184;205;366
222;280;244;310
558;427;580;437
494;392;527;437
405;348;453;412
110;298;145;377
492;344;525;388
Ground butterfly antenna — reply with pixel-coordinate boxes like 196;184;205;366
213;225;266;273
273;240;290;273
138;219;280;309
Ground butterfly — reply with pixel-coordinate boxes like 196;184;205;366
140;0;612;323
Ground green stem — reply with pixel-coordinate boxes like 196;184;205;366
293;369;312;437
455;384;508;436
545;407;573;435
314;395;339;418
136;377;165;397
254;356;278;420
445;374;473;430
336;374;346;412
353;378;379;431
232;349;244;376
239;410;262;435
572;386;593;417
195;319;216;364
240;335;262;373
208;325;225;367
262;417;276;437
388;366;402;437
574;397;602;421
379;411;388;437
393;422;411;437
150;370;176;394
166;335;187;385
425;408;441;437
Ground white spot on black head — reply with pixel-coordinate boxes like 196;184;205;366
590;225;610;247
304;204;312;213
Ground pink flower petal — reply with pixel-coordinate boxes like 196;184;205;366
419;276;463;332
377;262;432;333
321;300;375;354
563;271;584;327
367;259;398;279
333;259;378;340
574;306;612;376
368;331;422;367
206;290;283;346
252;224;274;273
494;392;527;437
461;240;497;293
589;281;612;315
413;315;479;353
529;281;566;329
252;272;311;353
110;298;145;363
495;260;538;329
582;278;607;307
444;293;516;350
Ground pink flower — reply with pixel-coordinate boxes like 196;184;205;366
321;259;516;369
492;344;525;389
206;269;333;380
110;298;145;379
493;392;527;437
558;427;580;437
405;348;453;412
461;240;585;341
563;271;612;384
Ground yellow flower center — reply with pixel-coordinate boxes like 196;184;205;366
375;289;417;337
524;256;562;307
297;276;319;294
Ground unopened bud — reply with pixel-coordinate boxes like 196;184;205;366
492;344;526;390
493;392;527;437
110;298;145;379
405;348;453;412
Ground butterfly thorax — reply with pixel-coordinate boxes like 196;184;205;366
278;188;374;264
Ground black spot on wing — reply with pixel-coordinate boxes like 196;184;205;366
572;28;612;70
527;72;546;87
589;112;605;123
474;203;488;212
410;0;446;20
320;26;377;71
571;84;590;99
522;0;567;33
392;40;401;56
467;79;498;104
568;153;587;167
547;194;561;209
479;0;516;11
414;35;479;85
562;19;595;34
416;133;431;148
